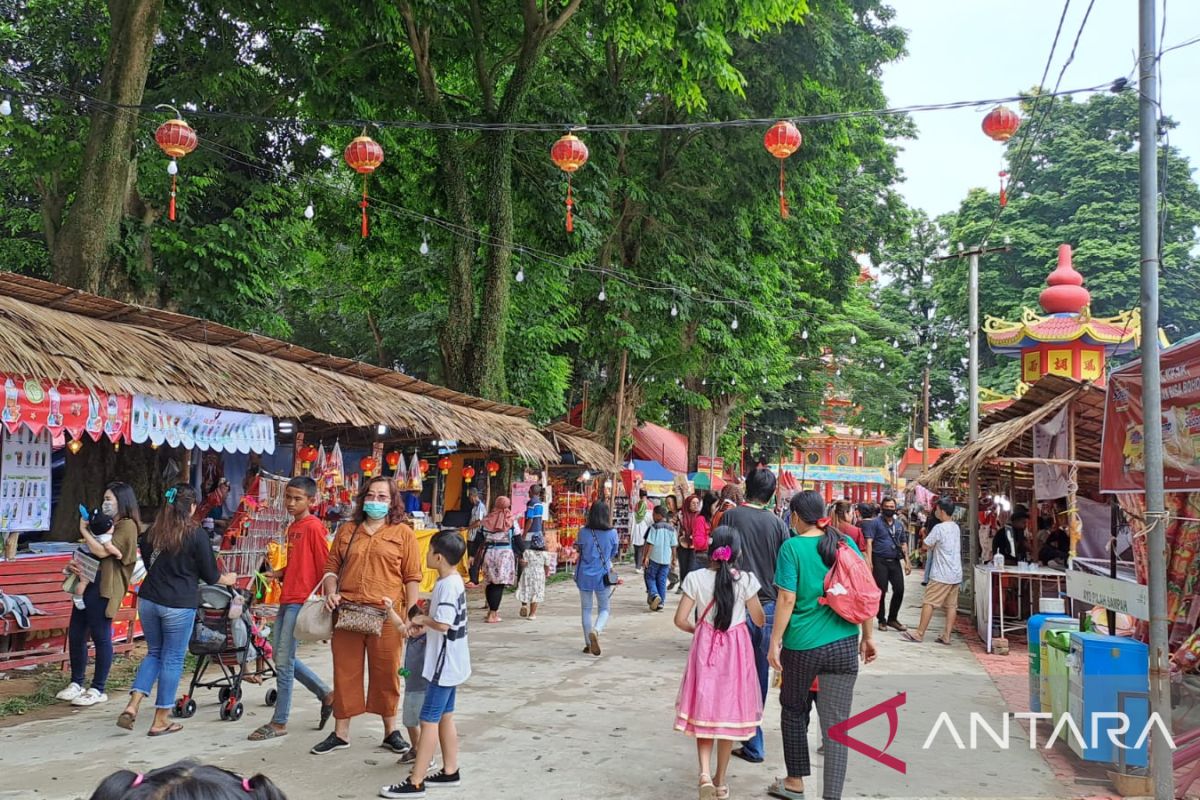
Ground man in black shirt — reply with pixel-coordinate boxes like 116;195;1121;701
864;496;910;631
718;467;790;764
994;508;1031;563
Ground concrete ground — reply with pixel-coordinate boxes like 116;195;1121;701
0;568;1078;800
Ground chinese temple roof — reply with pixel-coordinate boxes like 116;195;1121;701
983;244;1140;356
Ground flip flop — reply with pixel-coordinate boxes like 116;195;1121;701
248;724;287;741
116;711;136;730
147;723;183;737
900;631;924;643
767;779;805;799
935;635;952;645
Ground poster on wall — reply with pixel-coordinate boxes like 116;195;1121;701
1;373;131;443
132;395;276;454
1;427;52;532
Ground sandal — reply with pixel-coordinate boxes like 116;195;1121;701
116;710;136;730
700;773;717;800
935;635;952;645
147;722;183;737
247;724;287;741
715;786;730;800
900;630;923;643
767;779;805;800
519;604;529;618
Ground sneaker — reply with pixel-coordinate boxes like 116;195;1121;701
55;682;84;702
72;596;86;610
311;733;350;755
588;631;601;656
71;688;108;707
649;596;662;611
382;730;411;754
425;769;461;788
380;779;425;798
397;749;418;765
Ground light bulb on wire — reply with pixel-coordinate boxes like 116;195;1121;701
515;267;525;283
801;328;809;340
850;334;857;345
671;303;678;318
598;285;606;302
731;317;739;330
419;236;429;256
0;96;11;116
167;159;178;176
304;202;314;220
892;339;899;348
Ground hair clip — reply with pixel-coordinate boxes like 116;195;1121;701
132;773;145;787
164;487;178;503
711;546;733;562
242;777;253;792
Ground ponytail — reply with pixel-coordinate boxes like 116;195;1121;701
87;761;288;800
707;526;742;631
789;490;842;567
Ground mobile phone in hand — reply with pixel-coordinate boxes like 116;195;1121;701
78;504;90;521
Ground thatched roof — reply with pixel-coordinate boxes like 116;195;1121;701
543;421;618;471
0;272;559;463
918;375;1104;491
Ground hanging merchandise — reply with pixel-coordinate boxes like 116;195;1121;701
550;133;589;233
0;427;52;533
328;441;345;483
154;107;198;222
406;453;424;492
343;131;384;237
1;374;131;443
763;120;802;218
131;395;275;454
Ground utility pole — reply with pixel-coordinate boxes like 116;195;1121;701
922;366;930;474
1138;1;1172;796
612;352;628;467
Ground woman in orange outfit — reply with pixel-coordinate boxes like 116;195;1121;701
311;476;423;757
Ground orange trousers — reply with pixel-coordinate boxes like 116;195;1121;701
330;622;403;720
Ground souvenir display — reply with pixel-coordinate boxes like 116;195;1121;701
0;427;52;532
0;373;131;442
131;395;276;454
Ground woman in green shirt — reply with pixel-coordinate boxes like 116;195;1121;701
767;491;876;800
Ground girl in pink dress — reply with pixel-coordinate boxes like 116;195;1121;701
674;526;766;800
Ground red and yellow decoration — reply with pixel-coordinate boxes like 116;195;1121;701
981;105;1021;142
763;121;802;218
343;132;384;238
359;455;380;477
550;133;589;233
418;459;430;476
298;444;320;470
154;107;198;222
486;460;500;477
462;465;476;483
437;456;452;476
385;451;401;472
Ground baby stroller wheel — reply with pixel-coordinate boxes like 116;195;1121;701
231;702;244;721
265;688;278;706
172;699;185;718
182;698;197;718
219;687;231;703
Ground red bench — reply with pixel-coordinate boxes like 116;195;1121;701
0;553;137;669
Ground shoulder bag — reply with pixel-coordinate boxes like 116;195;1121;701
330;525;388;636
590;529;619;587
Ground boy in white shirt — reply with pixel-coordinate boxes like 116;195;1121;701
381;531;471;799
903;498;962;646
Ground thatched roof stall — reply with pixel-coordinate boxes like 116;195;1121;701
0;272;558;463
542;421;619;472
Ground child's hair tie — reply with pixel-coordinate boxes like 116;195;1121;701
711;546;733;562
242;777;253;792
132;773;145;787
164;487;178;503
816;517;831;529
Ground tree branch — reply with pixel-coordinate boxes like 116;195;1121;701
467;0;496;116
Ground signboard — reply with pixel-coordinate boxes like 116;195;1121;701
510;481;534;519
1;373;131;443
697;456;724;473
132;395;275;454
1101;346;1200;493
780;463;890;485
1065;569;1149;620
1;427;52;532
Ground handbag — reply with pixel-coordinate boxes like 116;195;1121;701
590;529;619;587
330;525;387;636
293;593;333;643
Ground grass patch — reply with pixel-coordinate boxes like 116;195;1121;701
0;648;156;718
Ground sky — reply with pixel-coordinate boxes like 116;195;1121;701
881;0;1200;217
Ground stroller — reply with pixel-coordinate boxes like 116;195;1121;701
173;584;277;722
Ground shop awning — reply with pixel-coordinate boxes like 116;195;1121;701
542;421;618;471
691;471;727;492
132;395;275;454
0;272;559;463
632;422;689;474
632;459;675;482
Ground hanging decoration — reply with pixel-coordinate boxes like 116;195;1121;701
437;456;452;475
462;465;476;483
763;121;802;218
407;453;424;492
486;460;500;477
550;133;589;233
418;458;430;477
298;444;320;470
981;105;1021;142
385;451;401;473
343;131;384;237
154;106;198;222
998;170;1009;208
359;455;380;477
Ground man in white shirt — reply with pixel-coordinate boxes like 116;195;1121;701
902;497;962;645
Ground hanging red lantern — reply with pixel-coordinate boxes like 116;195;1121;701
343;132;384;238
763;121;802;219
385;451;401;471
298;445;319;469
437;456;452;475
418;459;430;476
981;105;1021;142
486;460;500;477
154;108;198;222
360;456;380;477
462;465;476;483
550;133;589;233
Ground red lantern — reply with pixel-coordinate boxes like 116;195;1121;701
763;121;802;219
154;111;198;222
486;460;500;477
344;132;384;238
462;465;476;483
550;133;589;233
981;105;1021;142
437;456;452;475
385;451;401;471
298;445;319;469
418;459;430;476
360;456;380;477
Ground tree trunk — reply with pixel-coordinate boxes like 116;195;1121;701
685;391;737;473
50;440;175;540
51;0;163;294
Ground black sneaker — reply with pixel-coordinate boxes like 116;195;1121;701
311;733;350;755
379;779;425;798
425;769;461;788
382;730;411;754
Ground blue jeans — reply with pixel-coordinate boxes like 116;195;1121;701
130;598;194;709
419;682;457;724
743;599;776;760
272;603;332;725
69;580;115;692
579;589;611;645
644;562;670;603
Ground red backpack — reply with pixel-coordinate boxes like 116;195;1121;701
819;538;882;624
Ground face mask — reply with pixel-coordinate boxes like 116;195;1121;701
363;501;389;520
882;508;896;518
101;500;118;517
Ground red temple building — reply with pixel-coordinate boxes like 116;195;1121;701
780;391;891;504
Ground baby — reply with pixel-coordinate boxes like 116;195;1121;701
63;510;121;610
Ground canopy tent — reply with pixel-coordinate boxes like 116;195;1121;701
632;459;675;482
631;421;689;474
691;471;727;492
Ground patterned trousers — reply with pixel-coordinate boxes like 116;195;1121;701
780;635;860;800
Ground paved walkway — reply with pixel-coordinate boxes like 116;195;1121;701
0;568;1079;800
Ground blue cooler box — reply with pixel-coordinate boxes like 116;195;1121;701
1066;632;1150;766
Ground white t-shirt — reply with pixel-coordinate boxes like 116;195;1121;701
424;573;471;686
681;568;762;627
925;520;963;584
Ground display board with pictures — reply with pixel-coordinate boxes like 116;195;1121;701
1;427;52;532
613;493;631;552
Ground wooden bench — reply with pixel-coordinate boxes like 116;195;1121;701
0;553;136;669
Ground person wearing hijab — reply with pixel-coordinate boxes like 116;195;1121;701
678;494;710;579
481;497;521;624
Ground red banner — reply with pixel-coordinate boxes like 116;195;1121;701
0;374;131;444
1101;340;1200;493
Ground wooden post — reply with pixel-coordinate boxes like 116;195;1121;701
922;366;930;473
612;351;628;467
1067;400;1079;556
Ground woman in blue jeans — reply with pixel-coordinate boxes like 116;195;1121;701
575;501;619;657
116;484;235;736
